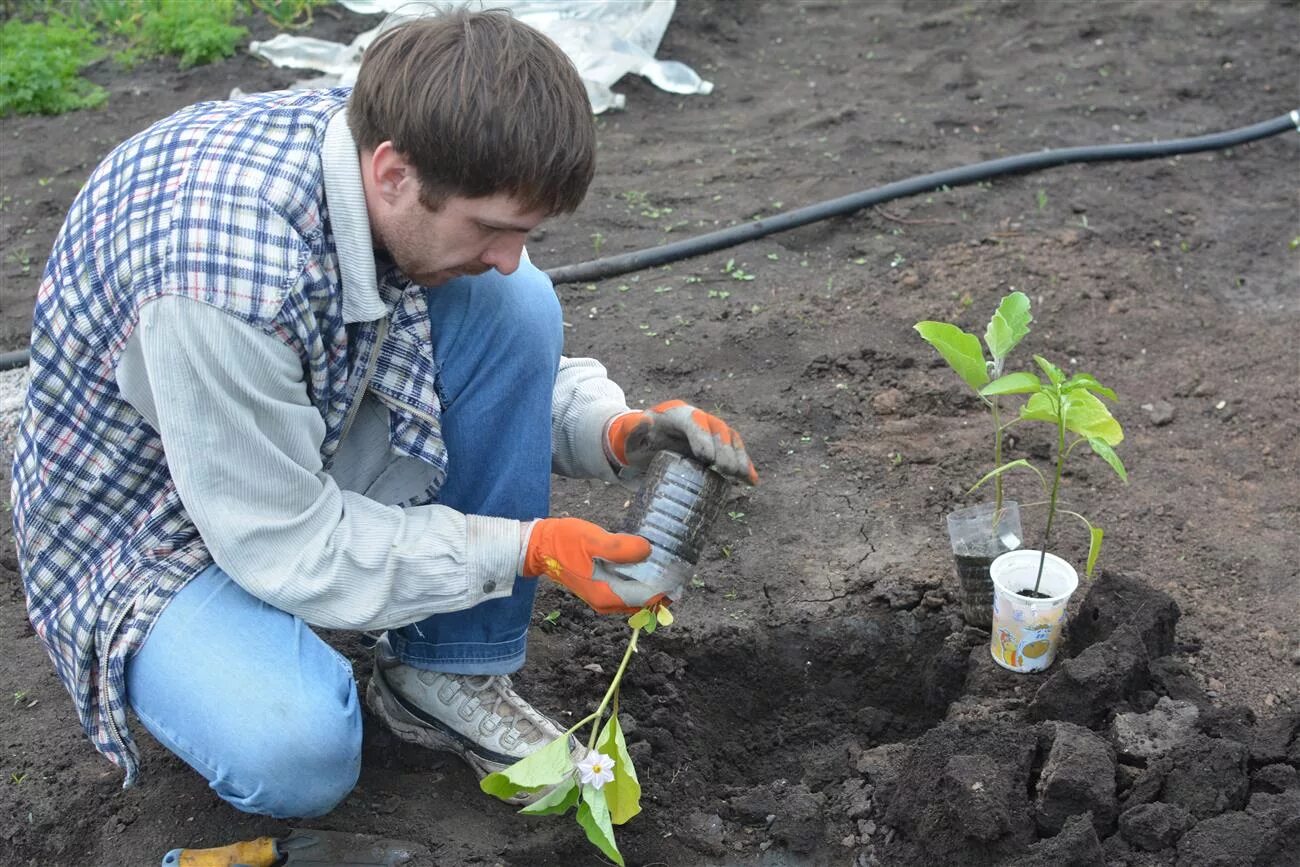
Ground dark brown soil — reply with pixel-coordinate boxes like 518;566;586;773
2;2;1298;865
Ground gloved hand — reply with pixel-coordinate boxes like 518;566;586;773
606;400;759;485
522;517;662;615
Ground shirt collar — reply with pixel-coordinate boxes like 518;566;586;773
323;108;387;324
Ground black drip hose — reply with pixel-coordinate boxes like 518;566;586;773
1;109;1296;372
546;109;1299;286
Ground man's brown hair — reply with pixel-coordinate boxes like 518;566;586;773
348;8;595;215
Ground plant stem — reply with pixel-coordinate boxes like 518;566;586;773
586;626;641;752
991;398;1004;514
1034;392;1067;595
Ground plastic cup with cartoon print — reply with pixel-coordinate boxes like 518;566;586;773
988;549;1078;673
946;501;1023;629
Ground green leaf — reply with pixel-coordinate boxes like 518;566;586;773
1033;355;1066;385
576;785;624;866
1062;372;1117;401
984;291;1032;361
519;777;579;816
914;321;989;390
1021;391;1062;425
595;715;642;824
655;606;674;627
968;459;1041;495
479;734;576;800
642;615;657;634
627;609;652;630
1086;526;1104;577
1089;437;1128;481
1063;390;1124;444
979;371;1042;397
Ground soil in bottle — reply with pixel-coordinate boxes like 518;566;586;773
954;552;998;629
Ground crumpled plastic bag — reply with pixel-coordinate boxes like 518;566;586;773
248;0;712;113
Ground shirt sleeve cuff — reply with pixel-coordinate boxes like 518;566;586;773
465;514;530;603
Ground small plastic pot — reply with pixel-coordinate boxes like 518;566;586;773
988;549;1078;673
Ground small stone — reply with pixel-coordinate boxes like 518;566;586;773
841;834;856;847
583;663;604;674
871;388;902;415
1143;400;1175;426
1208;677;1225;692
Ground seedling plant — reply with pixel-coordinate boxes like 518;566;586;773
480;604;674;865
972;354;1127;595
915;290;1032;515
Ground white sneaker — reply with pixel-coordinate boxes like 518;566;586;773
366;638;583;803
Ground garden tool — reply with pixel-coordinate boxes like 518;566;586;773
161;828;417;866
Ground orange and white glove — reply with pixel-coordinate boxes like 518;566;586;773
522;517;662;615
606;400;759;485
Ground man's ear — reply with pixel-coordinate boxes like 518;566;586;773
367;141;413;206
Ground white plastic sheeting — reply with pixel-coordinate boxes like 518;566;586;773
248;0;712;113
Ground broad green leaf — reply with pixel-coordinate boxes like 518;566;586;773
577;785;624;866
519;777;579;815
643;615;657;634
1033;355;1065;385
479;734;575;800
1086;526;1104;577
967;459;1040;495
655;606;674;627
979;371;1042;397
627;609;652;630
1063;372;1117;401
914;321;989;390
1063;390;1124;444
596;714;642;825
1021;391;1063;425
1089;437;1128;481
984;291;1032;361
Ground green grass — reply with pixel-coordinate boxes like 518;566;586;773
0;0;330;117
0;15;106;116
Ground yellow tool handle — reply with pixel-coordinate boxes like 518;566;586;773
165;836;279;867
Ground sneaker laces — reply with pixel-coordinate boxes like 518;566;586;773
430;672;553;747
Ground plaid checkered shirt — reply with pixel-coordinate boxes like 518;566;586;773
10;89;453;783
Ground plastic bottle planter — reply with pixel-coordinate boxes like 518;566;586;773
609;451;728;597
988;550;1078;673
946;501;1023;629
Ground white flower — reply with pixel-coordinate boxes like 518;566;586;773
577;751;616;789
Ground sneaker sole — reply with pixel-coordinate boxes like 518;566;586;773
365;668;516;781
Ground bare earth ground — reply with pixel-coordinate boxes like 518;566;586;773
2;1;1298;865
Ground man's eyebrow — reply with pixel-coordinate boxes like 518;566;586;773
478;218;536;232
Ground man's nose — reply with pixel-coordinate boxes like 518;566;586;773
480;235;526;275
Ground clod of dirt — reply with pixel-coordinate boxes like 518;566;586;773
1034;722;1118;836
1160;735;1251;820
1118;801;1196;852
1252;763;1300;795
1029;624;1151;728
678;811;727;856
882;721;1038;862
1109;696;1201;763
1001;812;1106;867
1247;711;1300;768
1065;570;1180;661
1175;810;1278;867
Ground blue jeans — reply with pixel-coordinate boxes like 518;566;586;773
126;263;562;817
